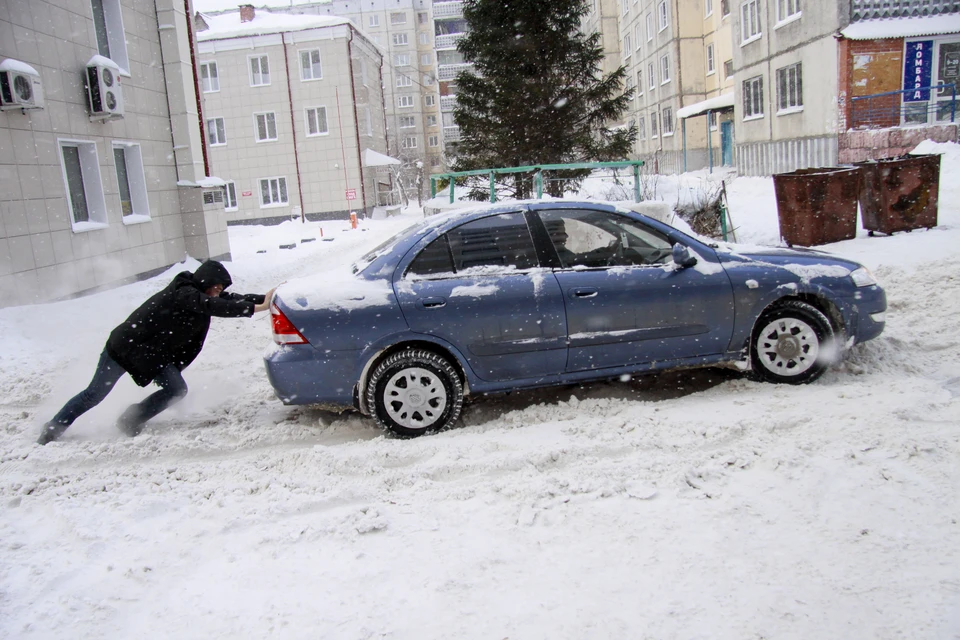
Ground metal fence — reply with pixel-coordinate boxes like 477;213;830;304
850;84;957;129
851;0;960;20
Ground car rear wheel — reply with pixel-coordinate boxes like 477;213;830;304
751;300;834;384
366;349;464;437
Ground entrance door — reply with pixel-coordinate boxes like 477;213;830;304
720;121;734;166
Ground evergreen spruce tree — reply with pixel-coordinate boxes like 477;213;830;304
452;0;636;198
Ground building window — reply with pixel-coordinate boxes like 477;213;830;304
368;14;379;27
59;140;107;227
206;117;226;146
430;156;441;168
419;12;428;24
112;143;148;218
254;112;278;141
305;106;328;136
396;54;411;67
636;69;643;95
650;111;659;137
707;44;715;74
90;0;129;73
224;181;238;211
743;75;764;118
648;62;656;89
396;74;413;88
741;0;761;43
662;107;674;135
777;0;801;22
399;115;415;128
419;32;430;45
776;62;803;111
428;135;439;147
390;12;407;24
300;49;322;81
424;94;436;107
250;55;270;86
724;59;734;78
200;61;219;92
709;111;718;130
646;13;653;41
705;0;713;16
421;53;432;66
622;0;629;15
393;33;409;46
426;114;437;126
638;115;647;140
398;95;414;108
624;34;632;58
401;136;418;149
660;54;671;83
423;74;434;86
658;1;669;31
721;0;730;16
259;177;288;207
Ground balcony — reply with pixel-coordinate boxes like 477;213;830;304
440;95;457;112
443;125;461;142
438;63;473;81
435;33;464;50
433;1;464;19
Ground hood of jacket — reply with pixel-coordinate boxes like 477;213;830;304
192;260;232;291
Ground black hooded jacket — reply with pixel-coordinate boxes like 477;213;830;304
105;261;265;386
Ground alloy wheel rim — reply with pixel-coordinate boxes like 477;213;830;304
757;317;820;376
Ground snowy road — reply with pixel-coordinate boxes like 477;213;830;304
2;158;960;638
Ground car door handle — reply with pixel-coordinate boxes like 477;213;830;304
421;297;447;308
571;287;599;298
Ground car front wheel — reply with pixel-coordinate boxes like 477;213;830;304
751;300;834;384
366;349;464;437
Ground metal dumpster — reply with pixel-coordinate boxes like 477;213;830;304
855;154;940;236
773;167;861;247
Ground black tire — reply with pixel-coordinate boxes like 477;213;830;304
750;300;834;384
365;349;463;437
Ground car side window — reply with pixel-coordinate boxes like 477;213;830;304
539;209;674;268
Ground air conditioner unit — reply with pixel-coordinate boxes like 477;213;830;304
0;59;44;111
86;55;124;120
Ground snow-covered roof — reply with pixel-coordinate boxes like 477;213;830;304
363;149;401;167
841;15;960;40
677;92;735;120
196;8;349;41
86;54;120;70
0;58;40;76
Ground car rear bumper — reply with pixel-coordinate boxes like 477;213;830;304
263;344;358;408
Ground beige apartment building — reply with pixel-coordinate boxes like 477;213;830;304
1;0;226;308
194;6;389;224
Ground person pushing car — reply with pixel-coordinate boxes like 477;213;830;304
37;260;276;445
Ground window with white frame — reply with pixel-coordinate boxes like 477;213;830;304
625;73;635;94
636;69;643;95
724;59;734;78
741;0;761;42
648;62;656;89
369;14;380;27
200;61;219;92
428;135;439;147
421;53;432;66
305;106;328;136
401;136;418;149
622;0;629;14
254;112;278;141
300;49;322;81
646;13;653;40
650;111;659;137
396;74;413;88
250;55;270;86
658;1;668;30
419;32;430;45
206;117;226;146
390;11;407;24
259;177;288;207
743;75;764;118
396;53;411;67
660;54;671;83
624;33;632;58
90;0;129;73
431;155;441;167
705;0;713;16
776;62;803;111
634;25;642;50
638;115;647;140
59;140;107;226
112;143;148;218
393;33;408;46
662;107;674;135
224;181;238;211
709;111;718;130
399;115;415;128
426;114;437;126
722;0;730;15
419;12;428;24
398;95;414;108
424;74;434;86
777;0;800;22
424;94;436;107
707;43;715;74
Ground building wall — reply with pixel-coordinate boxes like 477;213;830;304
1;0;219;308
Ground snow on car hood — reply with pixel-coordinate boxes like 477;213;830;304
279;267;394;312
716;242;857;280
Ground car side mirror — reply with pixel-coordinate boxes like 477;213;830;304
672;243;698;268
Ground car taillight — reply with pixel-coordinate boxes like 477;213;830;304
271;302;308;345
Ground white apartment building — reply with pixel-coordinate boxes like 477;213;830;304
195;6;389;224
1;0;225;308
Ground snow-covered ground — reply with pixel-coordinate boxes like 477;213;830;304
2;144;959;639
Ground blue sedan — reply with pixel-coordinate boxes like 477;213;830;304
264;200;886;437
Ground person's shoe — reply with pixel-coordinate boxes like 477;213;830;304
116;407;144;437
36;423;65;445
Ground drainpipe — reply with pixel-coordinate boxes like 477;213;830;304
346;26;369;213
282;33;305;221
183;0;209;178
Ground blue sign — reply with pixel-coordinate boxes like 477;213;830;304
904;40;934;102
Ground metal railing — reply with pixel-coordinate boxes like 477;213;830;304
850;84;957;129
434;33;464;50
851;0;959;20
440;95;456;112
437;63;473;81
432;1;464;18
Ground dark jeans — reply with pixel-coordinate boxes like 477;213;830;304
48;349;188;434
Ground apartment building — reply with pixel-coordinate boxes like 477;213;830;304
194;6;389;224
1;0;224;308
